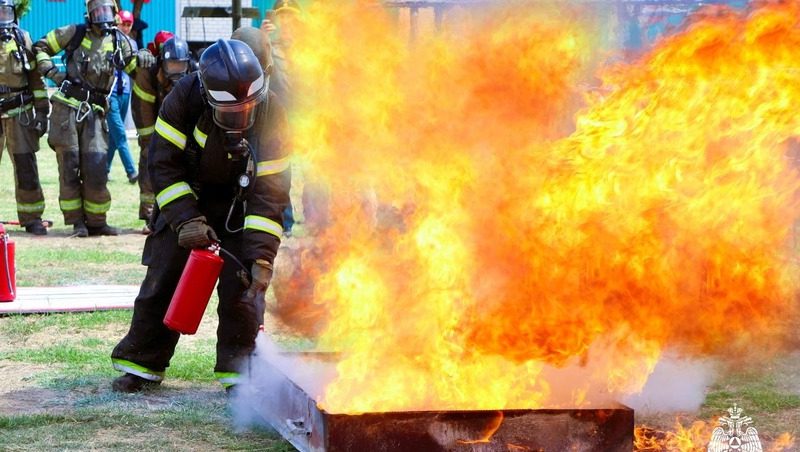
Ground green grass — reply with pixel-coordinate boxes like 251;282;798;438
702;371;800;413
0;311;131;340
0;407;292;451
0;305;291;450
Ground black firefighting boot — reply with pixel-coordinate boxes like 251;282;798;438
25;221;47;236
72;220;89;238
111;373;161;393
88;224;120;236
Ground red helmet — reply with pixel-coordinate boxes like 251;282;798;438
147;30;175;56
117;10;134;25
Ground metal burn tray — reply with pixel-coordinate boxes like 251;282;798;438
242;352;634;452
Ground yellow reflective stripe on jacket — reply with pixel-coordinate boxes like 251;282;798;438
256;157;290;177
137;125;155;136
156;116;186;150
4;40;17;52
80;37;91;50
112;358;164;381
59;198;81;211
51;91;105;112
33;89;47;99
140;193;155;203
124;56;137;74
4;103;32;117
155;117;187;150
193;126;207;148
102;41;113;52
46;30;60;53
214;371;240;388
244;215;282;238
156;181;195;208
133;82;156;103
84;199;111;214
35;52;50;63
17;201;44;213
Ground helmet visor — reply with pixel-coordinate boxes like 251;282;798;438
212;101;259;131
0;6;14;26
89;5;116;25
163;59;189;80
206;74;267;131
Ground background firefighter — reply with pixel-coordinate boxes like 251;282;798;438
105;9;138;185
32;0;155;237
131;33;192;234
111;38;290;393
0;0;50;235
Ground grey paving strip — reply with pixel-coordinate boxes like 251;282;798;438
0;285;138;314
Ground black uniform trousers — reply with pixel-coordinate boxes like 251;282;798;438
111;202;264;377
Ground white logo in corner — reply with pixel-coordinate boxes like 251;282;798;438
707;404;763;452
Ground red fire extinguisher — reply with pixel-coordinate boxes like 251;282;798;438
0;223;16;303
163;244;224;334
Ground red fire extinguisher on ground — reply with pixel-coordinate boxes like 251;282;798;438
0;223;16;302
163;243;224;334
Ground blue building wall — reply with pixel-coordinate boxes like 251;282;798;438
19;0;177;46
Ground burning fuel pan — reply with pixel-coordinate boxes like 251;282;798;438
241;352;634;452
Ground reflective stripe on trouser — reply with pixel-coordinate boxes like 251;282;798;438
111;358;165;381
137;134;154;220
111;214;263;376
215;371;241;388
0;116;45;224
48;102;111;226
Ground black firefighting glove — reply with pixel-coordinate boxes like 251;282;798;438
244;259;273;300
137;49;156;69
176;216;219;249
31;114;48;137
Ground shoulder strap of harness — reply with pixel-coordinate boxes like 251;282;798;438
11;27;31;72
62;23;87;67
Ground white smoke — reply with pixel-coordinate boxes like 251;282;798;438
622;354;716;414
230;332;336;431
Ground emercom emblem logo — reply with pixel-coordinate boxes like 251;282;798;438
707;404;763;452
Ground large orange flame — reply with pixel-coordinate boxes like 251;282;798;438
278;0;800;413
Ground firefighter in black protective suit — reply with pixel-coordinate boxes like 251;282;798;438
111;38;290;393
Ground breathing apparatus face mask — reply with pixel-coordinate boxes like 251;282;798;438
163;59;190;82
89;5;115;34
0;6;14;29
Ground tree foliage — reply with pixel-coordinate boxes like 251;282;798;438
14;0;31;19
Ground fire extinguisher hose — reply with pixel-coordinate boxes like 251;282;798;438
218;245;251;279
2;235;13;298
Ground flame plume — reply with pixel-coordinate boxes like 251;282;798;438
278;0;800;413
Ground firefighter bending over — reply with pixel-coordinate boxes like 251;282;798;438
0;0;49;235
131;35;193;234
33;0;155;237
111;38;290;393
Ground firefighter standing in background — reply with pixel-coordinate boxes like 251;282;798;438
33;0;155;237
111;37;290;393
0;0;49;235
131;34;192;234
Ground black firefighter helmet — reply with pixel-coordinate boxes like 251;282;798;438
0;0;15;29
199;39;267;131
160;36;191;82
